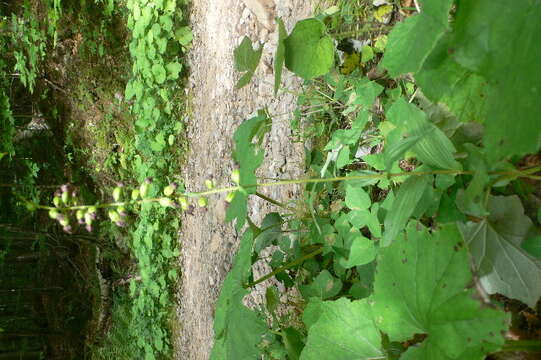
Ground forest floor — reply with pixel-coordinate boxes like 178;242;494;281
172;0;312;358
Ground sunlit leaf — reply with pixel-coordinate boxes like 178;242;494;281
284;18;334;80
300;298;383;360
234;36;263;88
211;230;266;360
374;222;508;359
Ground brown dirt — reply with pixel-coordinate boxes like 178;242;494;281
172;0;312;359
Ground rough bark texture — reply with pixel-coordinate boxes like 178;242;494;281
173;1;312;359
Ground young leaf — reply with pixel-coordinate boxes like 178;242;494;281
352;80;384;109
373;222;508;359
254;212;283;253
299;270;342;300
339;235;376;269
210;230;266;360
381;0;454;77
274;17;287;95
345;185;371;211
381;175;430;247
151;63;167;84
175;26;193;46
300;298;383;360
460;195;541;308
234;36;263;88
284;18;334;80
166;61;182;80
386;98;461;170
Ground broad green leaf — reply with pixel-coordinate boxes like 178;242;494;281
225;191;248;231
339;235;376;268
159;15;173;32
234;36;263;88
373;222;508;359
381;175;430;247
522;236;541;260
151;63;166;84
416;34;487;124
175;26;193;46
360;45;374;63
282;327;304;360
345;185;371;211
284;18;334;80
324;110;370;150
274;18;287;95
352;80;383;109
348;208;381;238
381;0;454;77
299;270;342;300
455;144;489;217
335;146;350;170
254;212;283;253
265;286;280;314
460;195;541;307
386;99;461;170
211;230;266;360
226;111;270;230
451;0;541;160
300;298;383;360
166;61;182;80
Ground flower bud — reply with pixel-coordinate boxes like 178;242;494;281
231;169;240;184
163;182;178;196
25;202;37;211
117;206;127;217
198;197;208;207
60;184;69;193
115;220;126;227
177;196;188;210
63;225;73;234
108;210;120;222
61;191;69;204
225;192;236;203
159;197;174;207
112;186;122;201
131;189;140;200
85;224;93;232
139;183;149;198
58;216;69;227
205;179;214;189
49;209;59;219
84;212;93;225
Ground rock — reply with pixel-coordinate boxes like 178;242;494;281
242;0;276;31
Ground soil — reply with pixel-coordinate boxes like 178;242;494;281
173;1;313;359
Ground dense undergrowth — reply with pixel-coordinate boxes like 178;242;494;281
1;0;191;358
208;1;541;359
2;0;541;359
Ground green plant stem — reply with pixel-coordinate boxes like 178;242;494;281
499;339;541;352
244;246;323;288
255;191;290;210
30;167;539;212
